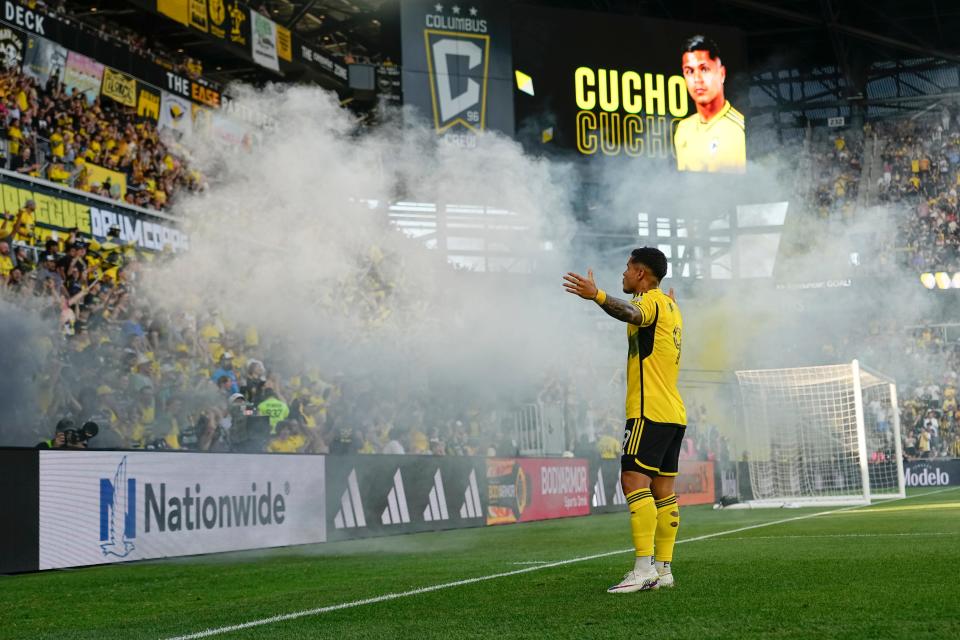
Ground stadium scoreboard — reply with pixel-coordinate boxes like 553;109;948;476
511;6;747;172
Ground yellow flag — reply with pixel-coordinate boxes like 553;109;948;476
157;0;189;25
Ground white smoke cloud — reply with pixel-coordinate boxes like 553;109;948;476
146;83;588;403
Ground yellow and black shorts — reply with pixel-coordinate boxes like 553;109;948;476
621;417;685;478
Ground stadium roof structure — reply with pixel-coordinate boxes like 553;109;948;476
68;0;390;88
73;1;960;101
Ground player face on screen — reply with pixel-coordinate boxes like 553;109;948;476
622;260;644;294
682;50;725;109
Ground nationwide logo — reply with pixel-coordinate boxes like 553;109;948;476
333;469;366;529
423;4;489;134
100;457;136;558
422;469;449;522
459;469;483;519
381;469;411;525
98;457;291;557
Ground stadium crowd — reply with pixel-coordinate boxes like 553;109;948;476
1;65;203;213
789;109;960;461
0;221;533;456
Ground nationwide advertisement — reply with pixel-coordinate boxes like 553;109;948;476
904;460;960;487
486;458;590;525
326;455;488;541
590;459;716;514
512;6;746;173
38;451;326;570
0;169;189;252
401;0;515;146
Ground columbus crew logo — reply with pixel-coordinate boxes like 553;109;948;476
423;5;490;133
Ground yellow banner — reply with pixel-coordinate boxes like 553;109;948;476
85;164;128;199
1;183;92;235
208;0;227;38
137;87;160;121
101;68;137;107
189;0;208;32
276;24;292;62
157;0;189;25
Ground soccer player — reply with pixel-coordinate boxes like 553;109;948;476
563;248;685;593
674;35;746;174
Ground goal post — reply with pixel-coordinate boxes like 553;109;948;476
733;360;905;508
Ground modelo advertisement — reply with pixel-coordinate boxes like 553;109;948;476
904;460;960;487
37;451;325;570
487;458;590;525
326;455;488;541
590;459;716;514
511;5;746;173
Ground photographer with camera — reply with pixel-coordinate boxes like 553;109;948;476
37;418;99;449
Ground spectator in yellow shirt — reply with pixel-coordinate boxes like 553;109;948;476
7;119;23;155
13;199;36;244
0;209;15;239
47;161;72;184
267;420;305;453
0;241;13;278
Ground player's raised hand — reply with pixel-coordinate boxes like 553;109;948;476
563;269;599;300
668;287;676;302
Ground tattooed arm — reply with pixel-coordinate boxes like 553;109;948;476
562;270;644;325
596;295;645;325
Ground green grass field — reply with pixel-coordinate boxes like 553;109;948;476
2;487;958;639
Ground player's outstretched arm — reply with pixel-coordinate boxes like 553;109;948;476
563;270;643;325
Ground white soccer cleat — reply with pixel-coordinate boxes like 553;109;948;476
606;570;660;593
656;570;675;588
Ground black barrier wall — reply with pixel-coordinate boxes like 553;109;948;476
326;455;488;541
0;449;39;573
589;459;628;514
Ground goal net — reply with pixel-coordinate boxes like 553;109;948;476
734;361;905;507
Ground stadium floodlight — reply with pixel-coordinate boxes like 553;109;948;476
733;361;905;508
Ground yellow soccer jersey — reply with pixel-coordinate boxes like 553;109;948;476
674;101;745;174
625;288;686;425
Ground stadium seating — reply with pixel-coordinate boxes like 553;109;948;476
1;66;203;211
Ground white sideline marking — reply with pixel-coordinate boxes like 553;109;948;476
164;487;956;640
713;532;959;541
509;561;552;565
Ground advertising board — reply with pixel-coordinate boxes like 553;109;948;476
38;451;325;570
487;458;590;525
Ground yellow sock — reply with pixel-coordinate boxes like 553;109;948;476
625;488;656;557
654;494;680;562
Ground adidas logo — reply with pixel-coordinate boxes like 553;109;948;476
459;469;482;519
592;467;607;507
333;469;366;529
423;470;449;522
381;469;411;525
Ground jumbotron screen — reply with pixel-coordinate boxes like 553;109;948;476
511;6;747;173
